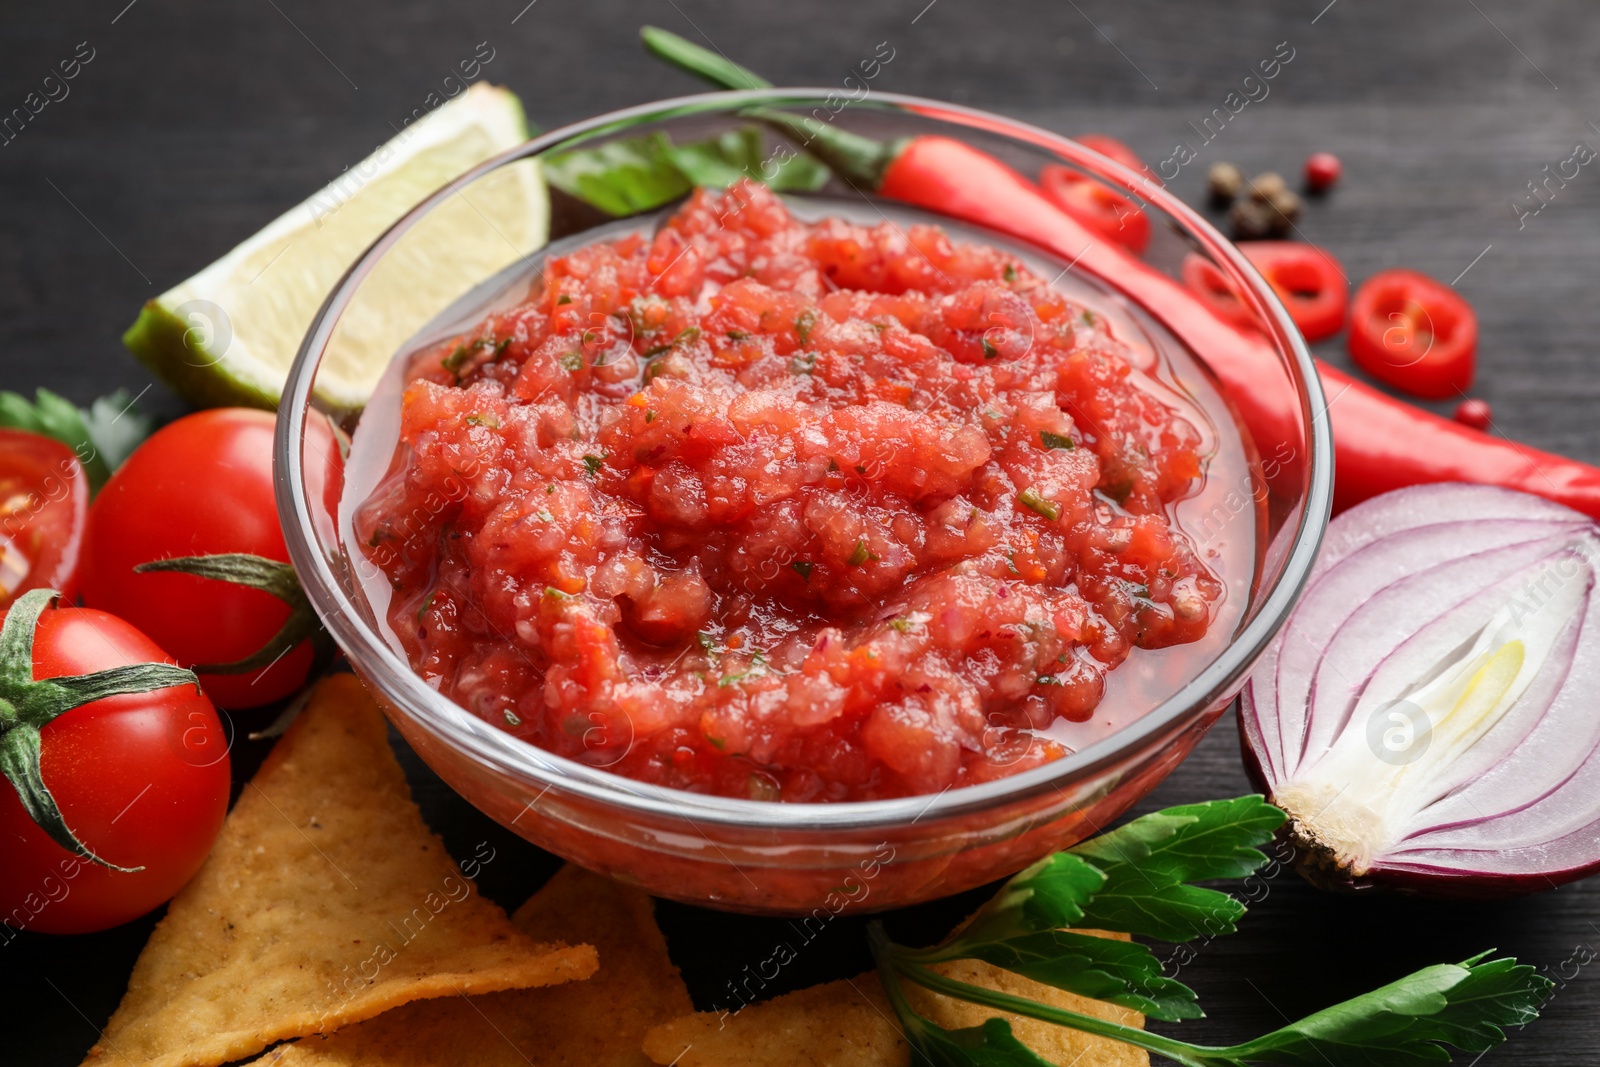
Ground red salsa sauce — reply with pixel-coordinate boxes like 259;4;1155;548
355;180;1224;801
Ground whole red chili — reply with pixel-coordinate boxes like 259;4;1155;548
641;28;1600;521
1036;165;1151;254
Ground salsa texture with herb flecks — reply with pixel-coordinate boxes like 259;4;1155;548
355;180;1223;801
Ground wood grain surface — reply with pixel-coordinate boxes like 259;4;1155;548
3;1;1598;1063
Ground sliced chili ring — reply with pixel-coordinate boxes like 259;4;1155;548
1038;165;1151;255
1348;268;1477;399
1181;242;1348;343
1240;241;1349;343
1181;253;1259;331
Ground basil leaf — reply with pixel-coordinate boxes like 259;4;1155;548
1223;954;1551;1066
953;929;1202;1022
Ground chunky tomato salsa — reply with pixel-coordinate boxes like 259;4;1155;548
355;180;1224;801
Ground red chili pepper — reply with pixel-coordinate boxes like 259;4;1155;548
1348;269;1477;399
1075;134;1145;174
1038;165;1151;254
1315;364;1600;514
1182;242;1348;343
640;27;1600;520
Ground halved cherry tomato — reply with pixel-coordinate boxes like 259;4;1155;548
1076;133;1144;174
1348;269;1477;399
1038;165;1151;254
0;430;88;610
1181;243;1348;343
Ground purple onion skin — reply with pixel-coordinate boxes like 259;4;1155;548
1234;710;1600;899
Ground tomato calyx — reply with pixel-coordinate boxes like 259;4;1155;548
133;553;337;679
0;589;199;870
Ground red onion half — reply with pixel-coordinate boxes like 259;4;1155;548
1240;482;1600;896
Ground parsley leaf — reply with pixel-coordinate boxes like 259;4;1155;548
1220;953;1549;1066
868;795;1550;1067
544;126;828;217
956;852;1106;945
942;929;1201;1022
1068;796;1284;942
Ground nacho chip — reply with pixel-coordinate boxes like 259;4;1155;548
83;675;596;1067
642;930;1147;1067
262;864;691;1066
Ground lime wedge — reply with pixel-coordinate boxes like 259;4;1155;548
124;83;546;411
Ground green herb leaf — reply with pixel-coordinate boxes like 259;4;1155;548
641;26;772;90
945;930;1201;1022
81;391;154;481
544;126;828;218
955;852;1107;947
1039;430;1076;451
542;132;693;217
866;799;1550;1067
1067;797;1284;942
1220;954;1550;1066
1072;796;1286;884
901;1014;1058;1067
1018;488;1060;522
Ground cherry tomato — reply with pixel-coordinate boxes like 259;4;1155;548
1181;243;1348;342
1454;397;1494;432
1076;133;1144;174
80;409;341;709
0;430;88;610
1038;165;1151;254
1348;269;1477;399
0;604;229;933
1305;151;1342;193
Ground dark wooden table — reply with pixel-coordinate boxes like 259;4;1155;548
5;1;1599;1063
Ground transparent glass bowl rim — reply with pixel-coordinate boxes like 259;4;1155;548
276;88;1334;833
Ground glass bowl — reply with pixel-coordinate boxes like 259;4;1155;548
276;90;1332;914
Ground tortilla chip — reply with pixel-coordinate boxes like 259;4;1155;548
261;864;691;1066
83;675;597;1067
642;930;1147;1067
